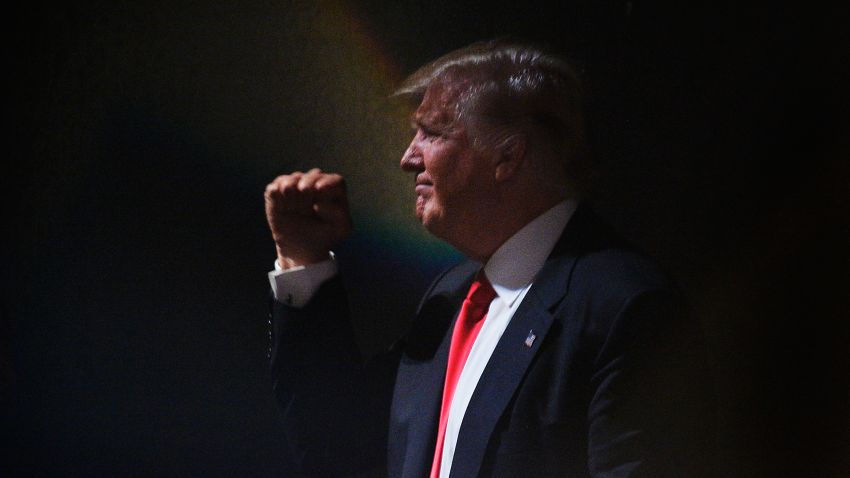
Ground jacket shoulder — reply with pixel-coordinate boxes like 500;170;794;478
565;206;676;303
556;208;682;349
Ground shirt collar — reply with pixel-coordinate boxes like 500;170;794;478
483;199;578;308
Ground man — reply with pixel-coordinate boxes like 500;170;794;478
265;40;715;477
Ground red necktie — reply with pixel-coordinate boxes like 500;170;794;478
429;273;497;478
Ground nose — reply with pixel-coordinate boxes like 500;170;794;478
400;137;424;172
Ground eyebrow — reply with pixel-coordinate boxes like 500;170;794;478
410;116;436;133
411;111;455;133
410;110;428;127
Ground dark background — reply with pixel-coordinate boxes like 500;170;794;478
4;1;848;476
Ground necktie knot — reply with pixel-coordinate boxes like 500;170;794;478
464;273;497;309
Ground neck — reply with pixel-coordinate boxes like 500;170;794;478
456;192;570;262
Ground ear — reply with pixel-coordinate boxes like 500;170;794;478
494;134;527;182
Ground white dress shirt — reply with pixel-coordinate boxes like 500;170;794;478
268;199;578;477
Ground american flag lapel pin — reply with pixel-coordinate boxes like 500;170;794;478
524;329;536;348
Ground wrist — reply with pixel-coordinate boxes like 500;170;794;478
275;245;331;270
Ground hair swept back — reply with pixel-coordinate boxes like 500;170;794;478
393;38;591;191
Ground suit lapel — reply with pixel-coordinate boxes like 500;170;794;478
395;325;451;478
391;264;477;478
447;208;590;478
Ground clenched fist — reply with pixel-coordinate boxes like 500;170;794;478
264;169;353;269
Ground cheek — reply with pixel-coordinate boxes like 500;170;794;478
426;144;464;185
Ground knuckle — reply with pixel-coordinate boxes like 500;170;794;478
265;184;281;197
281;177;299;189
297;178;314;191
322;174;344;187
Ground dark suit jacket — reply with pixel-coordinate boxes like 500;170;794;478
270;206;716;477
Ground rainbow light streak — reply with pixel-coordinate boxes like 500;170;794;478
273;0;462;269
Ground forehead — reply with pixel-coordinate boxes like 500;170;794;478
412;78;470;130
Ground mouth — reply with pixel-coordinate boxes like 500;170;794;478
415;175;433;195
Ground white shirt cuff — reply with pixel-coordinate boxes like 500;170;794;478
268;253;338;308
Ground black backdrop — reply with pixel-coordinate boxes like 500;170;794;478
4;1;849;477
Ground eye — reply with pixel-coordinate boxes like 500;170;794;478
411;122;441;142
420;127;440;140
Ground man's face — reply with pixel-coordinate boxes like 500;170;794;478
400;80;495;245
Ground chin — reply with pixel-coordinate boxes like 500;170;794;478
418;209;440;234
422;217;450;243
416;199;434;227
419;213;436;232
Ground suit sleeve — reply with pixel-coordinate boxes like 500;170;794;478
586;289;717;478
269;276;399;477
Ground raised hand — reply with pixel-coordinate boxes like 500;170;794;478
264;169;353;269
